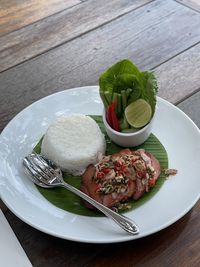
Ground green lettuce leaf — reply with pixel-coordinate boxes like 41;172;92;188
139;71;158;115
99;59;140;93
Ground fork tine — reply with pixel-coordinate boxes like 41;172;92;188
23;158;49;188
31;154;55;177
25;155;54;185
31;153;59;177
23;157;48;185
32;152;49;167
23;158;39;182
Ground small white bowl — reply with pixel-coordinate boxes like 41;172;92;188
102;110;155;147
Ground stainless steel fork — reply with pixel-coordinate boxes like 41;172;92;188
22;153;139;235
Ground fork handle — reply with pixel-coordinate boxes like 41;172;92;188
60;181;139;235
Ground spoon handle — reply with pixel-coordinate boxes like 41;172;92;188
61;181;139;235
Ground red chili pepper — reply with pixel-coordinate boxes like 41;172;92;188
106;105;113;128
110;102;120;131
149;178;156;187
107;101;120;132
114;161;126;173
96;171;105;179
137;171;145;178
101;168;110;174
114;161;122;171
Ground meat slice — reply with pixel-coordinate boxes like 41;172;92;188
132;150;161;200
81;162;135;209
81;164;103;209
102;179;135;208
81;149;161;210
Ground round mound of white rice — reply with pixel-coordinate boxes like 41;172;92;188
41;114;106;175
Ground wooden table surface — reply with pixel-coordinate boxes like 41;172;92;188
0;0;200;266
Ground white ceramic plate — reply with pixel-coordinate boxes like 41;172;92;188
0;86;200;243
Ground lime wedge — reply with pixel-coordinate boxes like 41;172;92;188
125;99;152;128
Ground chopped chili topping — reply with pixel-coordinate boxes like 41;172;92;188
94;149;156;195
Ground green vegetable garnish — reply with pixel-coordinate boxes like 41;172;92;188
99;59;158;131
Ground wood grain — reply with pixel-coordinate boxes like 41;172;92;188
178;90;200;127
0;0;81;36
154;42;200;104
176;0;200;11
0;0;200;132
0;0;153;72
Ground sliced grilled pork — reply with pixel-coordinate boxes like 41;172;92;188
81;148;161;210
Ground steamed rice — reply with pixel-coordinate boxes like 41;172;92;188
41;114;106;175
